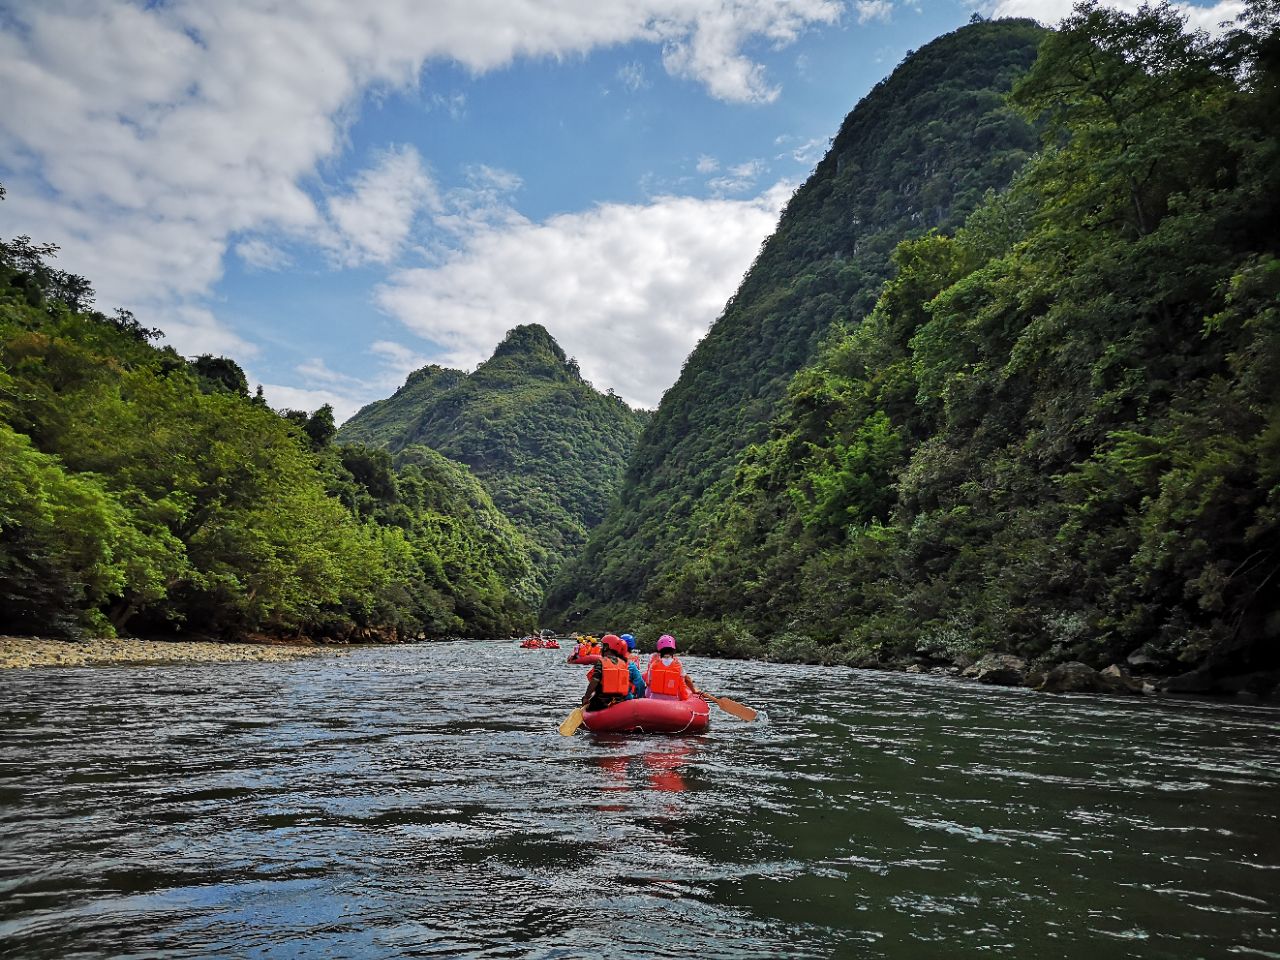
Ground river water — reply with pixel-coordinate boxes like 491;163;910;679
1;642;1277;959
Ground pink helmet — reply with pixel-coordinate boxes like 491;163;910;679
656;634;676;652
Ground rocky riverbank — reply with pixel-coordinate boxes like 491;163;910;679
898;651;1279;702
0;635;347;670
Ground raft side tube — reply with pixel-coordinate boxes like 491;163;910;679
582;696;710;734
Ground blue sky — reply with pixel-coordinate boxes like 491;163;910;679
0;0;1241;418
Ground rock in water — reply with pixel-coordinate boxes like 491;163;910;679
1100;663;1146;694
963;654;1028;686
1037;662;1119;694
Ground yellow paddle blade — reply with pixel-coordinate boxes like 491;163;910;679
558;707;585;737
706;693;757;722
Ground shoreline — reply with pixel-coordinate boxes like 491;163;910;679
6;635;1274;705
0;635;349;670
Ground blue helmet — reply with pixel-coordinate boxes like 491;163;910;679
621;633;636;650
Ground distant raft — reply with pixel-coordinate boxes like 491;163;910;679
582;696;710;734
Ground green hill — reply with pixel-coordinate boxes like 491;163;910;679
332;364;466;449
545;17;1047;624
338;324;648;586
0;228;537;640
552;4;1280;692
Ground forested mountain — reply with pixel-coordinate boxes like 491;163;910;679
339;324;648;587
0;224;538;640
330;364;466;449
546;17;1047;622
554;3;1280;690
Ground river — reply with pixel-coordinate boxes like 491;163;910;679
1;642;1277;958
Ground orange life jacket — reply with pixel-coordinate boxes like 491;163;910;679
599;656;632;696
647;655;686;699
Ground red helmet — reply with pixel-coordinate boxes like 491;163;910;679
601;634;628;657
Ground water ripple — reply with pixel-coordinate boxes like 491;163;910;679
2;643;1278;958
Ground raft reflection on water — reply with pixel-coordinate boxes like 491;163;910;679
591;740;693;812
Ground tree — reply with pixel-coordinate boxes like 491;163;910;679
190;354;249;396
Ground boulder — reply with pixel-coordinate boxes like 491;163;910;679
1036;661;1102;693
905;663;924;674
1100;663;1145;694
1125;643;1173;674
1161;668;1215;694
963;654;1028;686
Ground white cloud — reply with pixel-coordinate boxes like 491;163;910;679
657;0;843;103
257;340;433;423
323;145;437;266
0;0;842;362
1177;1;1246;33
987;0;1245;34
430;164;526;241
617;60;651;92
369;339;431;379
156;305;260;360
427;91;468;119
696;154;721;173
468;165;523;195
235;237;292;271
375;182;793;409
259;381;360;421
775;135;827;166
707;158;768;195
793;138;827;165
855;1;895;24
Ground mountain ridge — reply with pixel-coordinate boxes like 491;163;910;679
545;17;1048;623
337;324;648;590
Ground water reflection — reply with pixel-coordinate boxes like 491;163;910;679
588;740;693;813
1;643;1278;960
645;744;691;794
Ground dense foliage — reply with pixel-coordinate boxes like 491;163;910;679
547;17;1047;622
339;324;648;588
0;233;537;639
560;3;1280;681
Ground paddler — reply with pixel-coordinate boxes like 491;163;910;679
581;634;646;712
644;634;700;701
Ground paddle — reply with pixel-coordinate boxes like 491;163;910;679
558;707;585;736
700;692;758;722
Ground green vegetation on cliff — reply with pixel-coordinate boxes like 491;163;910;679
560;3;1280;684
547;17;1047;621
339;324;648;586
0;230;536;639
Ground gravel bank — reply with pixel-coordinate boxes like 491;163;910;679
0;635;346;669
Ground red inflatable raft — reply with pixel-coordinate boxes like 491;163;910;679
567;653;602;665
582;696;710;734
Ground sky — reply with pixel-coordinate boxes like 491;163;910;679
0;0;1244;420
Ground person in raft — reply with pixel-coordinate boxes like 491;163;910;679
581;634;646;712
621;633;640;662
645;634;700;701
